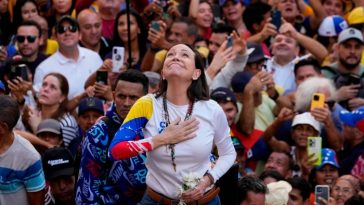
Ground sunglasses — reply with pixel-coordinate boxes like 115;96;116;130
16;35;37;43
57;25;78;34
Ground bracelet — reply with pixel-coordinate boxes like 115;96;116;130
204;171;214;184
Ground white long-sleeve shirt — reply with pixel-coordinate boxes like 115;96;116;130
110;94;236;199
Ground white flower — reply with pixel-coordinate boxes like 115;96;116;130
176;172;202;205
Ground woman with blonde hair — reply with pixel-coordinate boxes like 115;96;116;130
331;175;360;205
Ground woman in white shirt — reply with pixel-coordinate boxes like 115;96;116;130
109;43;236;205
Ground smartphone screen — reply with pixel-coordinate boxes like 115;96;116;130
315;185;329;205
17;64;29;81
9;64;29;81
307;137;322;166
151;21;160;31
271;10;282;30
96;71;108;85
310;93;325;111
227;36;233;48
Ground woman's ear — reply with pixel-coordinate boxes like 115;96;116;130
0;121;8;134
192;69;201;80
161;70;166;80
60;95;66;104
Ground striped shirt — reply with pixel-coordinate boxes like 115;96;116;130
0;134;45;205
59;113;79;147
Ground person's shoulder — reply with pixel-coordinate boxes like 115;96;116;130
59;113;78;126
359;64;364;76
37;51;58;67
85;119;108;145
13;134;41;161
198;99;223;112
132;94;155;106
321;63;339;78
80;46;102;59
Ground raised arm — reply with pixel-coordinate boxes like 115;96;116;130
141;20;171;71
305;0;327;30
261;107;293;153
188;0;200;20
209;32;248;90
279;22;328;62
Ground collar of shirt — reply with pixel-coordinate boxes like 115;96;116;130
55;45;86;65
266;56;299;72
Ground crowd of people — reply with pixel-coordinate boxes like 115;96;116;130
0;0;364;204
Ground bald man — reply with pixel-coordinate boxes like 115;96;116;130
78;9;112;59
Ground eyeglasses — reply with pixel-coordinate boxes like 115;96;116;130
333;186;353;195
16;35;37;43
57;25;78;34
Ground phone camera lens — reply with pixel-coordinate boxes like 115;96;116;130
314;95;319;101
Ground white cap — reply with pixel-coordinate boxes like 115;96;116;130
318;15;348;37
265;181;292;205
292;112;321;133
337;28;364;44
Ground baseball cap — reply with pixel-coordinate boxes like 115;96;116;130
348;7;364;25
37;119;61;135
337;28;364;44
42;147;75;180
247;43;265;64
211;87;237;105
291;112;321;133
316;148;340;170
339;109;364;133
231;71;254;93
0;80;5;91
318;15;348;37
56;15;79;32
219;0;245;6
265;181;292;205
78;97;104;116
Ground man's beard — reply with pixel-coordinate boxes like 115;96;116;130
339;56;361;71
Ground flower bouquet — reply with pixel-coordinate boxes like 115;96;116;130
176;172;202;205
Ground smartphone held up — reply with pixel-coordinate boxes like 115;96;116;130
9;63;29;81
315;185;330;205
307;136;322;166
310;93;325;111
96;70;108;85
112;47;125;73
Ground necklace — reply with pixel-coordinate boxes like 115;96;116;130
162;95;194;172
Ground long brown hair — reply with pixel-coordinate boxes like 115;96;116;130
42;72;69;120
156;44;209;101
